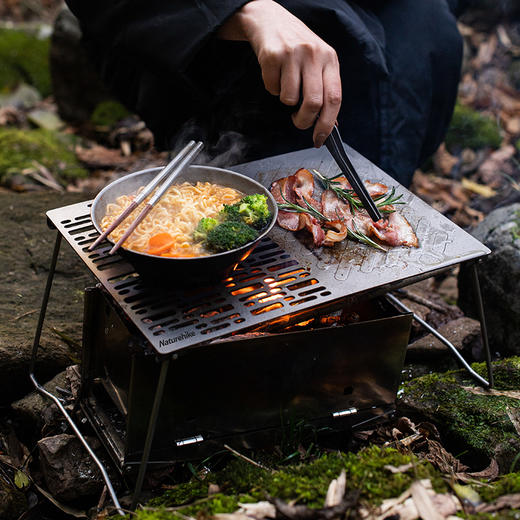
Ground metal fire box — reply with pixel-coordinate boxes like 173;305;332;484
80;286;412;470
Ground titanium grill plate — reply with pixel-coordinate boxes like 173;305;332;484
46;145;489;354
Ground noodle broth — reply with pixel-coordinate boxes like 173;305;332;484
101;181;243;257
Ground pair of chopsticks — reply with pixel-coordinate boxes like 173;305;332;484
90;140;204;255
324;126;382;222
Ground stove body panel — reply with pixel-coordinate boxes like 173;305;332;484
81;287;412;468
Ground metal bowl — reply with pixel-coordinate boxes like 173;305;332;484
91;165;278;285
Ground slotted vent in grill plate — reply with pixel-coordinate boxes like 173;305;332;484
47;201;338;354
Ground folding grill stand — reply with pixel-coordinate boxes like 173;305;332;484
29;145;494;512
30;232;493;512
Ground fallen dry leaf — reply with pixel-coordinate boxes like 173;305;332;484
75;145;135;169
384;463;414;474
472;34;498;69
462;386;520;399
455;458;499;483
238;501;276;519
410;480;445;520
461;177;497;198
208;483;221;495
366;480;459;520
477;145;515;187
424;438;469;474
476;493;520;513
507;407;520;437
433;143;458;176
324;469;346;507
504;115;520;135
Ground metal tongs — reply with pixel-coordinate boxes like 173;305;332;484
89;140;203;254
325;125;382;222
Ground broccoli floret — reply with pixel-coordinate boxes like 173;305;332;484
206;221;258;252
219;203;243;223
193;217;218;242
220;194;271;229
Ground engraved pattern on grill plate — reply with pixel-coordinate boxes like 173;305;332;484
46;145;491;355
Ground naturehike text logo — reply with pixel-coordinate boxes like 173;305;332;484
159;330;195;348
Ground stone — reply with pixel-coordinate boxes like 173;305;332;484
0;191;92;404
50;7;110;123
406;317;482;361
27;108;64;131
38;433;104;501
0;83;41;109
11;369;69;438
458;203;520;355
399;357;520;474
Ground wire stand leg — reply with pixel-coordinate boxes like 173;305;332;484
470;261;494;388
30;233;62;373
386;293;490;388
29;232;124;515
131;357;170;509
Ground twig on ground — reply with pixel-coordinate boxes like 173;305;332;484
223;444;271;471
13;309;38;321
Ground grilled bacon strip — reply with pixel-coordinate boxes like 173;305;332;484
271;175;304;231
270;170;418;249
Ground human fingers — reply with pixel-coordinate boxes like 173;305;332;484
313;60;342;147
279;57;300;107
291;61;323;130
258;49;281;95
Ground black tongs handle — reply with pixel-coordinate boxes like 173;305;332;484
324;126;382;222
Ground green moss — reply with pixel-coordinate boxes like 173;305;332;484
0;28;51;96
0;127;87;183
479;472;520;502
472;357;520;390
90;100;130;127
445;103;502;152
178;494;240;517
129;447;446;520
146;480;208;508
399;359;520;459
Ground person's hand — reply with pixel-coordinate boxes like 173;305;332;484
218;0;342;147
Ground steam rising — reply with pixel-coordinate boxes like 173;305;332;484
170;121;249;169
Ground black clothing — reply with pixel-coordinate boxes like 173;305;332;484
66;0;464;186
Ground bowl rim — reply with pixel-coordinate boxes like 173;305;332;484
90;164;279;261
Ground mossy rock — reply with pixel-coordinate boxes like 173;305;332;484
125;446;446;519
399;357;520;472
90;100;130;127
445;103;502;152
0;28;51;96
0;127;87;184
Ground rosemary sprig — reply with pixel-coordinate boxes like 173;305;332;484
313;169;362;213
277;189;330;221
334;208;387;252
277;186;386;251
372;187;405;213
347;224;387;252
313;169;405;214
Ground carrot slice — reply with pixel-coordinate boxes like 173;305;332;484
161;252;197;258
147;232;175;255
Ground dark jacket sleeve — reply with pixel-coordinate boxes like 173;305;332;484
65;0;389;148
277;0;388;76
65;0;251;74
66;0;388;79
